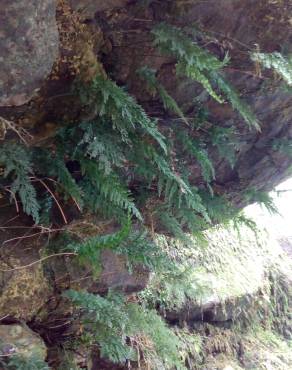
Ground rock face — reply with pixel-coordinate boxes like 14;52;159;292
47;249;150;294
68;0;130;19
152;228;285;325
0;204;52;320
103;0;292;206
0;260;51;321
96;249;150;293
0;324;47;360
0;0;58;106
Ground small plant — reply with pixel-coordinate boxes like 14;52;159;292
137;66;188;124
0;143;40;223
251;52;292;86
272;137;292;156
152;23;259;130
1;354;49;370
64;289;187;369
209;126;238;168
244;188;279;215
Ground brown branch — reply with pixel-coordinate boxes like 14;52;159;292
0;252;77;272
46;177;82;212
0;116;33;145
31;177;68;224
4;188;19;214
2;227;65;245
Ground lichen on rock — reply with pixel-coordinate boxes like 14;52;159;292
0;0;59;106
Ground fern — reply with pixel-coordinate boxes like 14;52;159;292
65;218;131;272
251;52;292;86
137;66;188;124
244;188;279;215
209;126;238;168
78;122;126;174
176;130;215;184
77;75;167;153
152;23;227;103
1;354;50;370
114;230;169;272
35;148;83;208
210;71;260;130
80;159;142;221
64;289;186;369
152;23;259;130
0;143;40;223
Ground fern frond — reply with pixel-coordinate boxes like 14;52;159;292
11;177;40;223
65;219;131;272
209;126;238;168
0;143;40;223
35;149;83;208
152;23;258;130
3;354;50;370
244;188;279;215
251;52;292;86
78;75;167;153
137;66;189;124
64;289;185;369
177;61;224;103
79;122;126;174
152;23;228;102
80;159;142;221
152;23;228;72
177;130;215;184
210;72;260;131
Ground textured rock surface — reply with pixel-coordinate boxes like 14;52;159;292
96;249;150;293
47;248;150;294
68;0;130;19
154;227;286;324
103;0;292;206
0;204;52;320
0;261;51;321
0;0;58;106
0;324;47;360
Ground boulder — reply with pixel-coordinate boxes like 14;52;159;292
0;260;51;321
155;227;286;324
0;0;58;106
47;248;150;294
0;324;47;360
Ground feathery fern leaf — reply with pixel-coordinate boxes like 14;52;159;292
177;130;215;184
64;289;185;369
65;218;131;272
152;23;258;130
244;188;279;215
137;66;188;124
152;23;228;102
209;126;238;168
80;159;142;221
35;149;83;208
0;143;40;223
77;75;167;153
251;52;292;86
210;72;260;130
